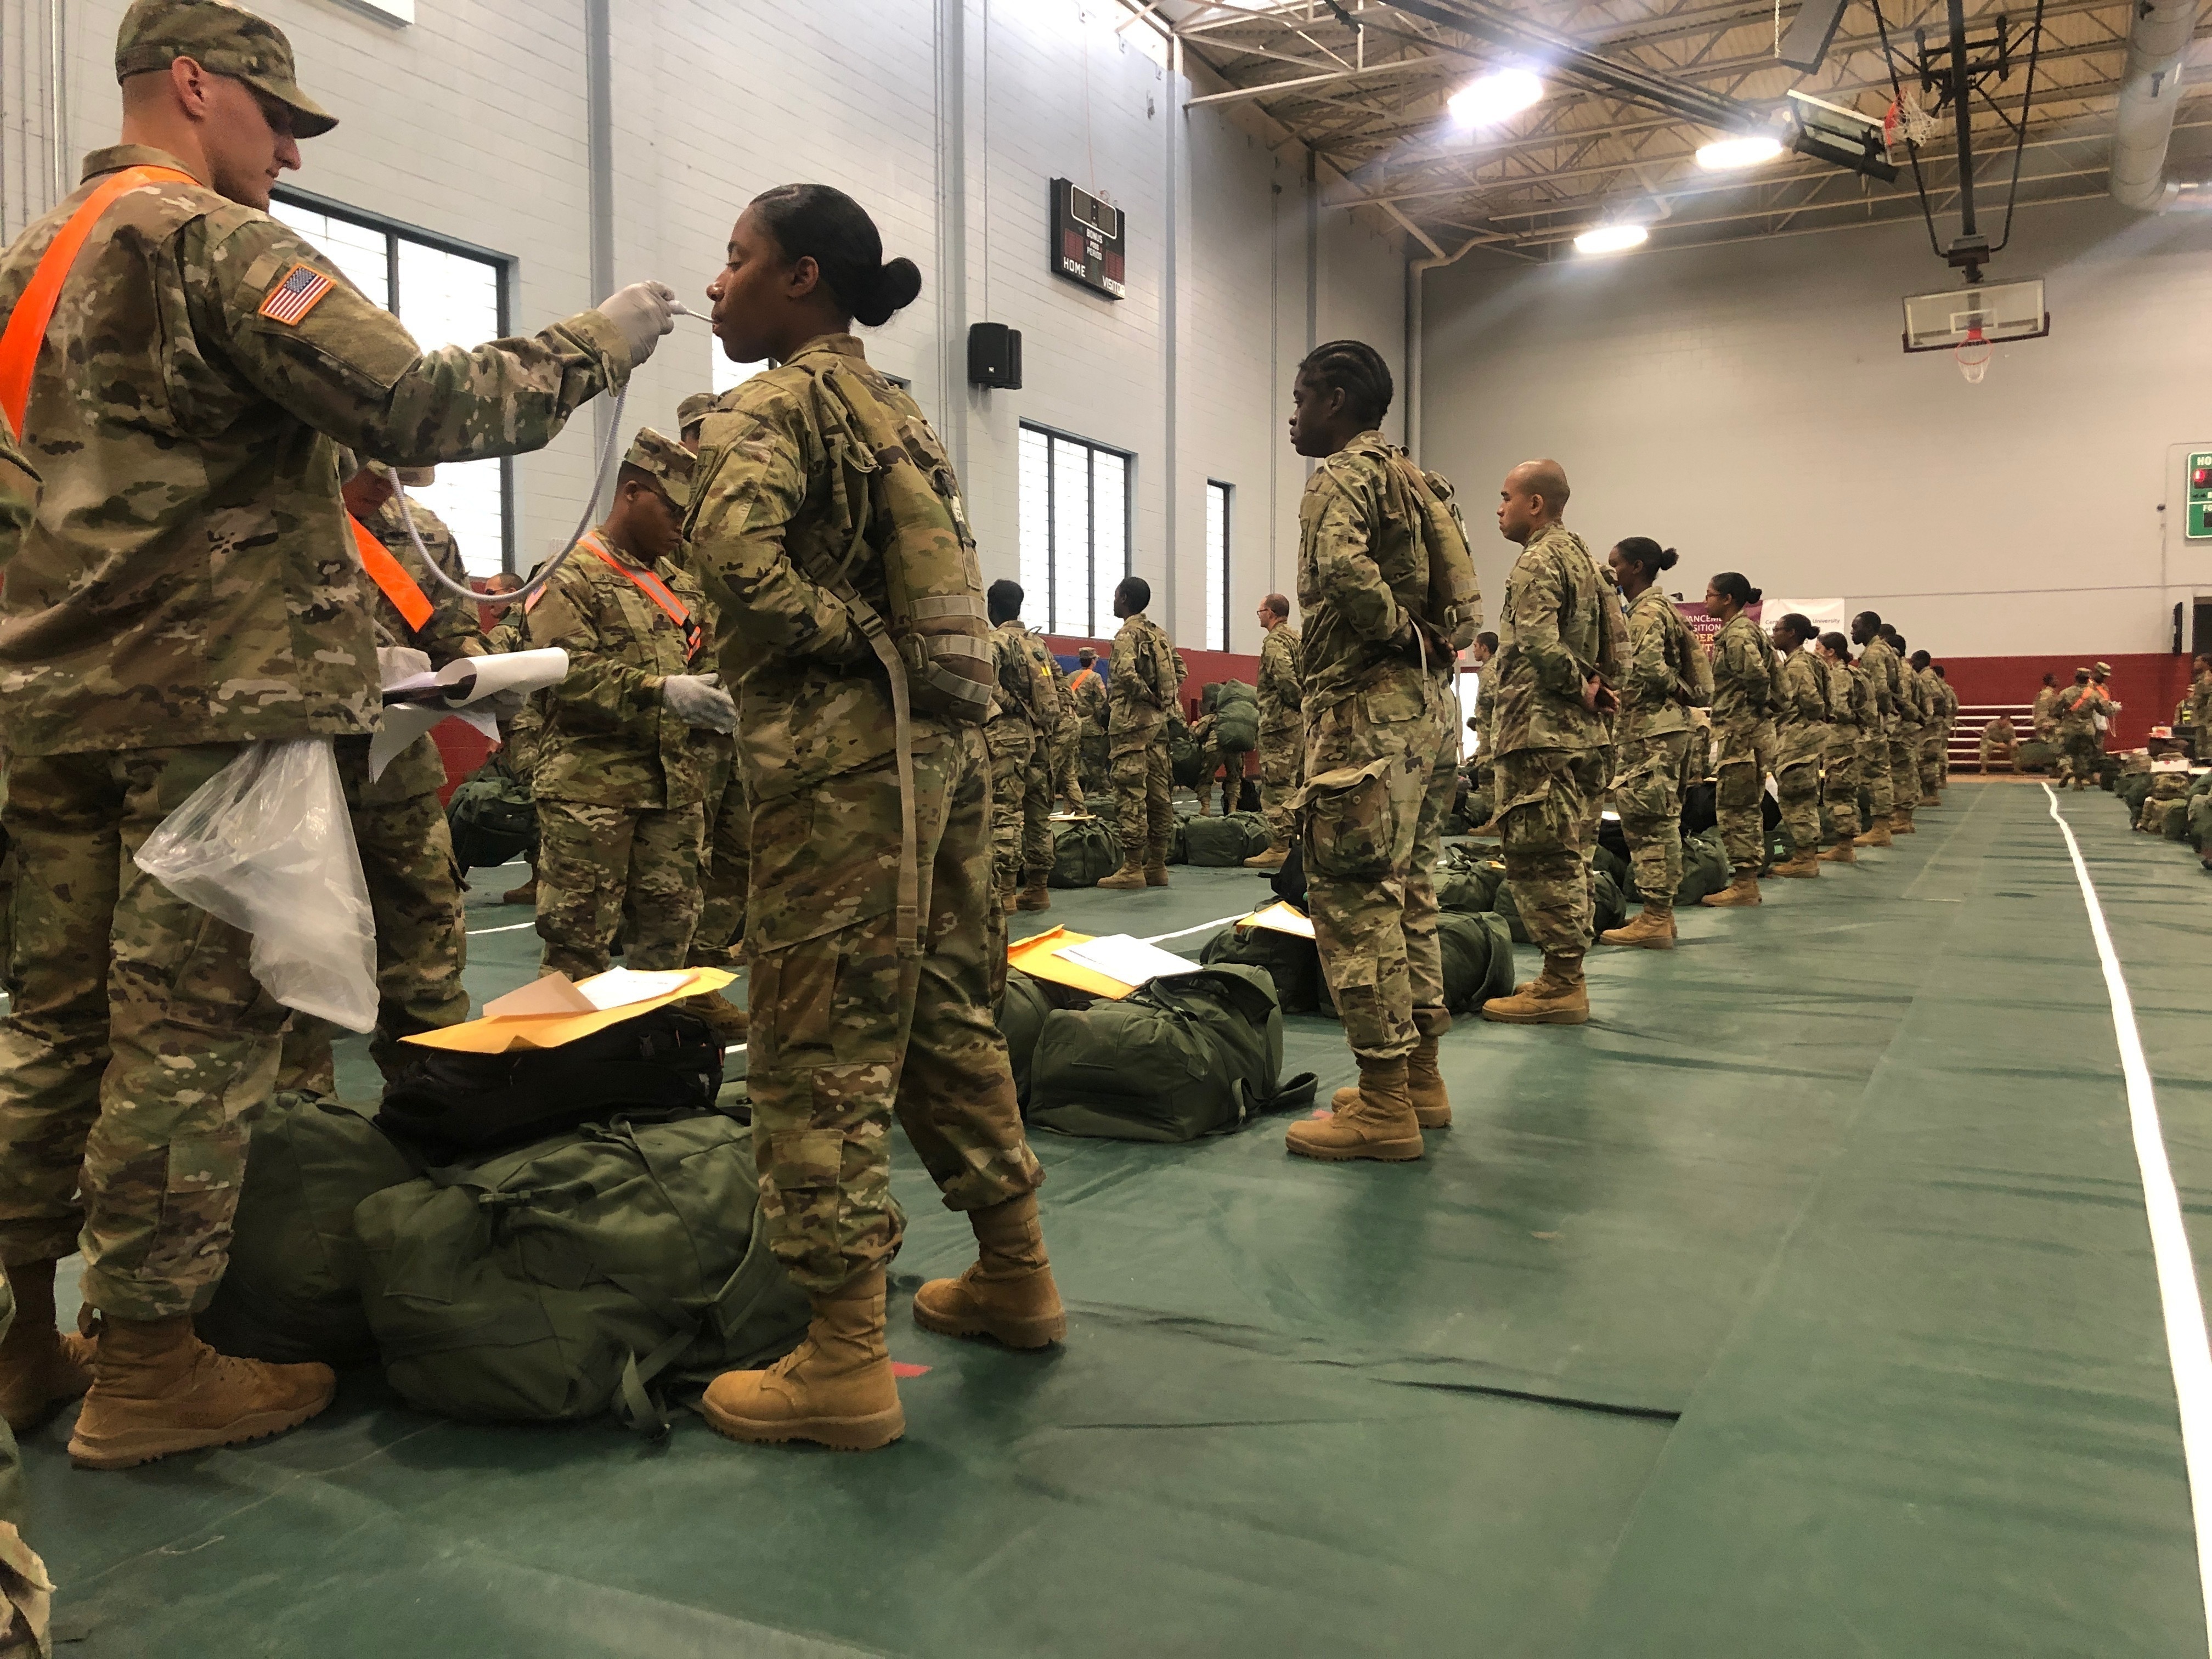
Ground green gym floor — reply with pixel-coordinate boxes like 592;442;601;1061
25;777;2212;1656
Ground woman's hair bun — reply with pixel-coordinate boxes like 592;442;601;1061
857;257;923;328
1656;546;1679;571
1747;585;1764;605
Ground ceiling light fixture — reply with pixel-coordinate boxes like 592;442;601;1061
1573;223;1650;255
1448;68;1544;128
1696;133;1786;171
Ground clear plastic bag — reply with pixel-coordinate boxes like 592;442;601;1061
135;738;379;1032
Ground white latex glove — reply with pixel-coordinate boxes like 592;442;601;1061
663;672;737;733
596;281;678;366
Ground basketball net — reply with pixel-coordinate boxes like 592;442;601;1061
1956;323;1992;385
1883;92;1938;163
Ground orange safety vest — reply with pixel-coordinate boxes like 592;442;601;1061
347;513;434;633
1069;667;1101;694
582;532;702;660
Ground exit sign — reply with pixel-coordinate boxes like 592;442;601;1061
2191;452;2212;539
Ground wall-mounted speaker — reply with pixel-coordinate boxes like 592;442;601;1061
968;322;1023;390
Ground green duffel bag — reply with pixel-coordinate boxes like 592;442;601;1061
2159;798;2193;841
997;968;1056;1104
2119;772;2155;816
1679;831;1732;905
196;1092;419;1365
447;764;537;872
1183;811;1271;866
1198;922;1322;1015
1166;820;1188;864
1592;868;1628;935
1170;726;1206;788
356;1110;810;1429
2190;792;2212;851
1594;842;1631;894
1049;815;1122;888
1028;965;1318;1142
1437;911;1515;1011
2014;738;2058;773
1436;852;1506;914
1212;682;1260;753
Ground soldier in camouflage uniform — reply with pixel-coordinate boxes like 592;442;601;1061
1599;539;1708;947
1767;614;1829;878
1045;651;1085;812
1069;646;1109;797
1482;458;1625;1024
1815;633;1865;862
522;430;734;980
1246;592;1302;868
1910;652;1946;804
2032;674;2062;744
276;463;483;1094
983;580;1060;912
1097;577;1186;889
1933;664;1960;785
2179;654;2212;762
0;0;669;1470
682;185;1057;1453
2054;668;2109;791
1272;342;1470;1161
1851;612;1903;845
1883;627;1924;832
1701;574;1779;905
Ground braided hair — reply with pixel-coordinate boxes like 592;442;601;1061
1297;340;1394;426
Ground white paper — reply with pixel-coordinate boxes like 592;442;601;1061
577;967;696;1011
1054;934;1203;988
484;972;597;1018
368;647;569;781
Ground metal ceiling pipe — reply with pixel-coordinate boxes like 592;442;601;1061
2109;0;2196;211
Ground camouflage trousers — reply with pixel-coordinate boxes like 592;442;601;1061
746;725;1045;1294
1859;727;1895;821
1193;742;1251;816
1050;721;1085;810
1611;731;1689;905
0;746;289;1319
1775;738;1824;856
278;741;471;1093
1822;740;1861;841
535;797;705;980
1890;731;1922;806
1079;730;1109;799
1920;731;1946;798
2058;728;2102;783
1715;718;1778;873
1109;733;1175;865
0;838;13;1005
986;727;1052;893
1497;746;1607;957
1302;679;1454;1062
0;1270;47;1651
691;747;751;969
1256;720;1304;848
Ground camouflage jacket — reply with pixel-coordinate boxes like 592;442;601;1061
1257;623;1303;735
1827;658;1870;735
0;145;627;759
1107;611;1184;748
0;414;35;575
1047;653;1080;744
2180;675;2212;737
1295;430;1449;714
986;618;1060;741
1775;646;1829;766
2056;684;2110;734
1858;637;1903;730
2032;685;2061;737
1617;584;1709;742
523;529;709;810
1889;651;1926;733
1939;679;1960;722
684;334;969;804
356;495;485;805
1914;667;1945;729
1708;613;1777;749
1492;523;1625;757
1068;668;1108;736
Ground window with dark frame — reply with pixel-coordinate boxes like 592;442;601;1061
1205;480;1232;652
270;188;516;575
1017;422;1131;639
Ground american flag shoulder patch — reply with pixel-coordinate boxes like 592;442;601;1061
258;262;336;326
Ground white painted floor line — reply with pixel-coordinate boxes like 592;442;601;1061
1140;911;1256;947
466;921;537;936
2044;781;2212;1649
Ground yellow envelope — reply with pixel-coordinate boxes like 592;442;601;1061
1006;927;1135;1000
1243;900;1316;940
404;967;737;1053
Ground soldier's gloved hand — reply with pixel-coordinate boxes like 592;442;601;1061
597;281;679;366
471;688;532;722
663;672;737;733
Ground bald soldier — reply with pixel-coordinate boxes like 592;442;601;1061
0;0;674;1471
1245;592;1303;869
1481;459;1625;1024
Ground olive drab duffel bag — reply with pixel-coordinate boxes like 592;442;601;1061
1048;815;1122;888
1181;811;1273;867
1492;868;1627;943
1435;852;1507;915
1026;965;1318;1142
1437;911;1515;1011
1210;681;1260;753
1198;921;1323;1015
1678;829;1732;905
445;763;538;873
356;1110;811;1430
196;1092;420;1366
997;968;1056;1105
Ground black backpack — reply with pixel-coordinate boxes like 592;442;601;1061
376;1007;725;1160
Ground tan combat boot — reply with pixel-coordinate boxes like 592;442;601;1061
1600;900;1676;950
1015;882;1052;912
1288;1057;1424;1160
67;1316;335;1470
501;875;537;907
1853;821;1892;848
1819;839;1857;864
701;1268;904;1451
1195;797;1214;817
1096;862;1147;890
1480;953;1591;1024
1329;1035;1453;1128
1243;841;1288;871
1143;850;1171;887
686;989;750;1043
1772;849;1822;879
0;1261;93;1435
1702;869;1763;906
996;871;1019;910
912;1193;1066;1348
1919;792;1940;807
1890;808;1916;834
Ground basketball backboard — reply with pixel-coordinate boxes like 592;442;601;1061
1901;278;2049;352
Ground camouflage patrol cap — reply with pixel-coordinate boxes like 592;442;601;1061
115;0;338;139
2093;660;2113;675
622;427;695;509
676;393;719;433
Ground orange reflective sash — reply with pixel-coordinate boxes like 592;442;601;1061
583;533;701;659
0;165;196;434
348;513;435;632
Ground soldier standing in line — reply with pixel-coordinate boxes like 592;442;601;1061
683;184;1058;1453
1599;539;1708;948
1096;577;1185;890
1045;650;1086;813
1933;664;1960;787
1909;650;1945;806
1480;458;1624;1024
1767;613;1829;879
0;0;671;1469
1245;592;1302;870
2055;667;2109;791
276;460;489;1096
1069;645;1110;799
1276;341;1473;1158
985;579;1061;913
2179;654;2212;762
1882;627;1923;833
1700;573;1779;907
1816;632;1866;864
522;431;735;979
1851;612;1903;847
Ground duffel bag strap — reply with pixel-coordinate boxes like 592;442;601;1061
614;1323;700;1440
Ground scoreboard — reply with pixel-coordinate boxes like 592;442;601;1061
1051;178;1126;300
